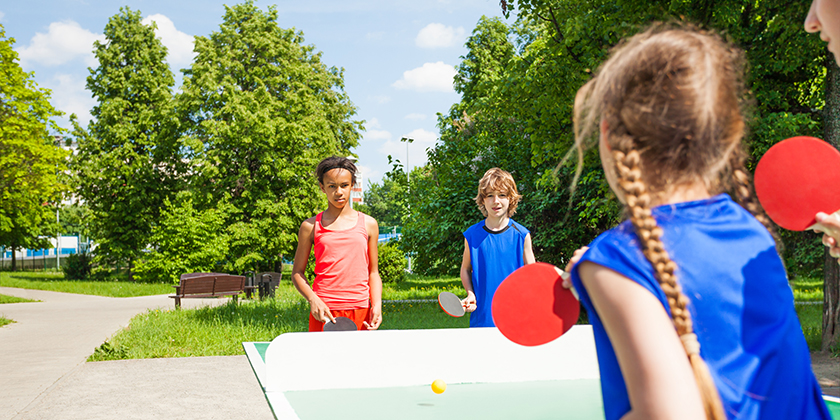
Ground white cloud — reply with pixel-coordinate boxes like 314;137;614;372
379;128;437;170
366;118;382;129
15;21;104;67
365;31;385;41
365;129;391;141
415;23;465;49
43;73;95;126
392;62;455;93
405;113;426;121
370;95;391;104
142;14;195;70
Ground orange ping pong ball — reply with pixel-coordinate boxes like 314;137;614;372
431;379;447;394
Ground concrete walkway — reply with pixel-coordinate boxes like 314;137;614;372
0;287;274;420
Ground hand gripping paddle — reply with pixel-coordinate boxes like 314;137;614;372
491;262;580;347
323;316;358;332
754;136;840;231
438;292;466;317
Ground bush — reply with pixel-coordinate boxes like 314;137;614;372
378;240;407;284
62;252;92;280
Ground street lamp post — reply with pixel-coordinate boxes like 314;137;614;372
400;137;414;273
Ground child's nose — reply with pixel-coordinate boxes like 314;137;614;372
804;2;821;33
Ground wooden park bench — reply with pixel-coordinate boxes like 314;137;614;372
170;273;255;308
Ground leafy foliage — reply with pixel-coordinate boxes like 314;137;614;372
176;1;362;273
377;240;407;284
62;251;92;280
71;7;181;278
0;27;68;268
403;0;829;277
134;195;233;283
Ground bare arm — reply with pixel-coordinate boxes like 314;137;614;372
578;261;705;420
523;233;536;264
459;239;476;312
291;218;334;323
364;216;383;330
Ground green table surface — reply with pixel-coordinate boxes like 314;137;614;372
249;342;840;420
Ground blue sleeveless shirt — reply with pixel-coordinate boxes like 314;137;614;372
463;219;529;327
570;194;830;420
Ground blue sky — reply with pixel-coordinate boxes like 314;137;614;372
2;0;512;187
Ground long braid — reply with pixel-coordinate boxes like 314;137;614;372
612;146;726;420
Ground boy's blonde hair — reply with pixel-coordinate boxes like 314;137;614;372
474;168;522;217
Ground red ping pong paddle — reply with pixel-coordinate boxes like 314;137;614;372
754;136;840;231
438;292;466;317
323;316;358;332
491;262;580;347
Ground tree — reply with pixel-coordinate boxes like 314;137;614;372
71;7;181;280
823;59;840;352
0;26;68;270
177;1;362;273
357;156;410;228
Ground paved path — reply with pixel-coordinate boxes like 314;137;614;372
0;287;273;420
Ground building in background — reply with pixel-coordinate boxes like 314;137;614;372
352;169;364;207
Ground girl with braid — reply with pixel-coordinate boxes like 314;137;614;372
567;26;831;420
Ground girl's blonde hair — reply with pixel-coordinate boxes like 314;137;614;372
573;24;777;420
474;168;522;217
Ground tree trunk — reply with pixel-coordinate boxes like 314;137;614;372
10;246;16;271
822;58;840;352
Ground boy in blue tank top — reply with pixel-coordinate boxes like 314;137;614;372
460;168;535;327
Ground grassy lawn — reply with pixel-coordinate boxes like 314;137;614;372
0;272;808;360
89;276;469;361
0;316;13;327
791;278;824;302
0;272;171;297
0;294;38;304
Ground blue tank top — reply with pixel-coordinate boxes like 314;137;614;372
463;219;529;327
570;194;830;420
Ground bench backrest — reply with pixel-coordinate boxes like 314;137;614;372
178;275;245;295
258;272;282;283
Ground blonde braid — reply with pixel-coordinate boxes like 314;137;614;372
613;147;726;420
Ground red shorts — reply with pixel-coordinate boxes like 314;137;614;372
308;307;371;332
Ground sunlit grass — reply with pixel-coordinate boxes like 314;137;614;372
0;316;12;327
791;278;824;302
0;294;38;304
89;280;470;361
0;272;171;297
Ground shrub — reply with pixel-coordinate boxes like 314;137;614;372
378;240;407;284
62;252;92;280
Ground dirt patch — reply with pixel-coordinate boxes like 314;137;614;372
812;351;840;397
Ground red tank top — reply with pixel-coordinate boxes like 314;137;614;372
313;211;370;310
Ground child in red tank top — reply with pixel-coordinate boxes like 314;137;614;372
291;156;383;331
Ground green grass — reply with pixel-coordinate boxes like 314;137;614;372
0;272;172;297
791;278;824;302
72;274;836;361
795;302;824;352
89;277;469;361
0;294;38;304
0;316;13;327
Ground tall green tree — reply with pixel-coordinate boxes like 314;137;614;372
0;26;67;270
356;156;410;228
71;7;181;279
177;1;362;272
